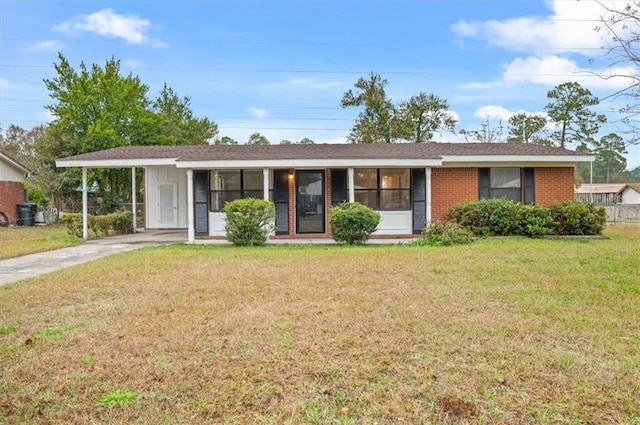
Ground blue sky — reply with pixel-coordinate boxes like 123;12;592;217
1;0;638;169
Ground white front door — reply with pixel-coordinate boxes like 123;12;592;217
158;183;178;228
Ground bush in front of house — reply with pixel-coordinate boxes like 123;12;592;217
448;199;606;236
412;220;474;246
223;198;276;246
329;202;381;245
548;200;607;235
448;198;523;236
61;211;135;238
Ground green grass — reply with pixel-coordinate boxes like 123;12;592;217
0;225;638;424
0;225;80;259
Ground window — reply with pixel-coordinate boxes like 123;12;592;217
210;170;264;211
479;168;535;203
354;168;410;210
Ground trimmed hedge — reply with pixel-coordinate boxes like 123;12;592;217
61;211;135;238
224;198;276;246
329;202;381;245
448;199;606;236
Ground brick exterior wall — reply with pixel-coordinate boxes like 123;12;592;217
431;168;479;220
534;167;575;206
0;181;26;224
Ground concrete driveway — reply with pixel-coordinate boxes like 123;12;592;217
0;230;187;286
1;230;414;286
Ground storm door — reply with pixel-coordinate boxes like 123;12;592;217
295;170;325;234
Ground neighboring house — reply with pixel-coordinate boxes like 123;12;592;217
0;151;30;226
575;183;640;205
56;143;593;241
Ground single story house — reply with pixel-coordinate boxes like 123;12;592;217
575;183;640;205
0;151;30;226
56;143;594;241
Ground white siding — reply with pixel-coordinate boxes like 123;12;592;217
145;166;188;229
621;188;640;205
373;211;412;235
0;160;26;183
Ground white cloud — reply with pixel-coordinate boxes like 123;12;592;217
54;8;163;46
0;78;10;90
503;55;637;88
473;105;515;122
247;107;269;119
26;40;65;52
451;0;620;55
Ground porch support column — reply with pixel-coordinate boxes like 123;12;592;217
186;169;195;243
131;167;137;233
82;167;88;240
263;168;269;200
348;167;355;202
425;167;432;224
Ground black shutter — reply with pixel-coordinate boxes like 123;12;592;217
273;170;289;235
194;171;209;235
330;169;347;206
523;168;535;204
479;168;490;199
411;168;426;234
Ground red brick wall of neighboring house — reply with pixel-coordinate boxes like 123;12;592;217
431;168;479;221
0;181;26;223
534;167;575;206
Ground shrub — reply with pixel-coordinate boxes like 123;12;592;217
224;198;276;246
329;202;381;245
548;200;607;235
61;213;83;237
519;203;554;237
92;215;113;237
449;199;605;237
108;211;134;234
449;198;523;236
412;220;474;246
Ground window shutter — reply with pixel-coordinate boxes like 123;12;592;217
523;168;535;204
479;168;490;199
330;169;347;205
411;169;426;234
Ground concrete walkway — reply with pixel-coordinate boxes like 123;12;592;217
0;230;414;286
0;230;187;287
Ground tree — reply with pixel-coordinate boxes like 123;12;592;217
593;133;627;183
506;113;551;145
279;139;294;145
0;124;45;167
459;118;504;143
215;136;238;145
299;137;315;144
152;84;218;145
341;72;398;143
395;92;456;142
544;82;607;150
592;1;640;145
41;53;218;211
247;132;270;145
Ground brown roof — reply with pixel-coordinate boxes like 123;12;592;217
58;143;588;162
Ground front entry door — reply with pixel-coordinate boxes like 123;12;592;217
296;170;325;234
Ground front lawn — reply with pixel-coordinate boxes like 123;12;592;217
0;225;638;424
0;225;80;260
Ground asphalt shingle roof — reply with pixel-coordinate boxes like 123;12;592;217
58;143;587;163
